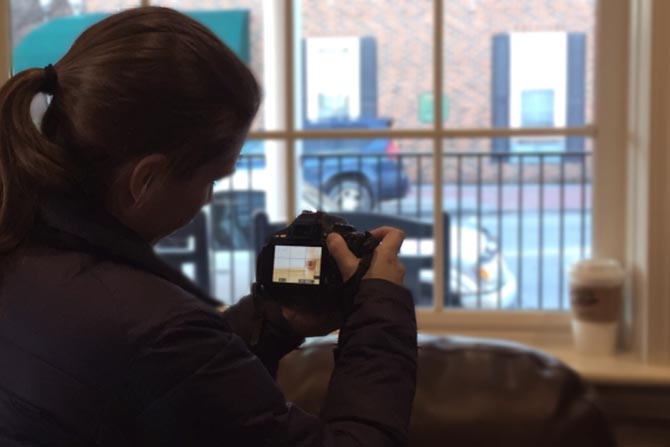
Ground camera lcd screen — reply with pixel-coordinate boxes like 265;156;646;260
272;245;322;285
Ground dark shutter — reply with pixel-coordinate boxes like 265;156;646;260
566;33;586;152
492;33;510;155
360;36;378;118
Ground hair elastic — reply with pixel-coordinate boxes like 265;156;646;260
42;64;58;94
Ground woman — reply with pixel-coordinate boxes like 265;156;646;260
0;7;417;446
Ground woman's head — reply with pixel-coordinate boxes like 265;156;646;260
0;6;260;249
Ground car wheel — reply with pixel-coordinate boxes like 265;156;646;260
326;178;373;212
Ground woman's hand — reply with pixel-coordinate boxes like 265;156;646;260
363;227;406;285
328;226;406;286
280;306;344;338
280;227;406;337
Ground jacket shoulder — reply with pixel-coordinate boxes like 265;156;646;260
2;247;223;366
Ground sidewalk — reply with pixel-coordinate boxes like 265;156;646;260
408;183;592;213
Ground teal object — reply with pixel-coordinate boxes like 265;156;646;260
12;10;250;74
418;92;449;124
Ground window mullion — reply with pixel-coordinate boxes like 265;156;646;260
0;0;10;83
593;0;628;263
263;0;290;222
432;0;444;312
626;0;670;366
247;126;595;140
284;0;296;220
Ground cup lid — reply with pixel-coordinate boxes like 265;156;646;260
570;258;625;285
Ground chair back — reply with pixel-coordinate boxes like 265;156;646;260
155;211;211;291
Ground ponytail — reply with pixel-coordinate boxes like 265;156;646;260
0;67;78;253
1;7;262;255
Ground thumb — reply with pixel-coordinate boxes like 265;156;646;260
326;233;359;281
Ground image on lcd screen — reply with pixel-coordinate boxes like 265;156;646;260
272;245;322;285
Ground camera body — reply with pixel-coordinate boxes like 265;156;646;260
255;211;379;308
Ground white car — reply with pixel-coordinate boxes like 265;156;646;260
415;225;517;309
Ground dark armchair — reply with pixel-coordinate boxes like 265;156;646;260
277;335;616;447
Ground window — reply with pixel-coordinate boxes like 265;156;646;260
305;37;364;121
515;89;565;154
4;1;668;363
4;0;596;314
521;90;555;128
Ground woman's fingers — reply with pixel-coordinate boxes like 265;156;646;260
326;232;359;281
364;227;406;286
328;227;407;286
369;226;405;254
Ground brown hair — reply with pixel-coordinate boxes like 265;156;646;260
0;6;260;253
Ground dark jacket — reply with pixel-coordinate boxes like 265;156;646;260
0;195;417;446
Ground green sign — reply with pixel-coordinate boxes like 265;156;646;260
419;92;449;124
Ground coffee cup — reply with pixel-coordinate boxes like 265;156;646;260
569;259;625;356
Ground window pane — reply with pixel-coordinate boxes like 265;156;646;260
209;140;268;304
11;1;140;71
297;138;435;308
442;138;593;310
299;1;433;129
444;0;595;129
521;89;555;127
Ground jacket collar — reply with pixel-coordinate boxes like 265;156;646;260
34;193;220;307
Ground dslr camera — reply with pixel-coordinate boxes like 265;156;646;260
255;211;380;309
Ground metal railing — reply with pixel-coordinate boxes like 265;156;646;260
160;150;592;311
304;150;592;310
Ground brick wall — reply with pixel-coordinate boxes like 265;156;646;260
77;0;593;135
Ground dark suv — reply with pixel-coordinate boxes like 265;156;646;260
239;117;410;211
301;117;410;210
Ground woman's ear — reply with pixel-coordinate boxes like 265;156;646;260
128;153;169;207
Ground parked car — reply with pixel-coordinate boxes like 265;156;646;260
301;117;410;210
237;117;410;211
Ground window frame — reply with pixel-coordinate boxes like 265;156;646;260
622;0;670;365
255;0;597;343
2;0;668;364
0;1;9;80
